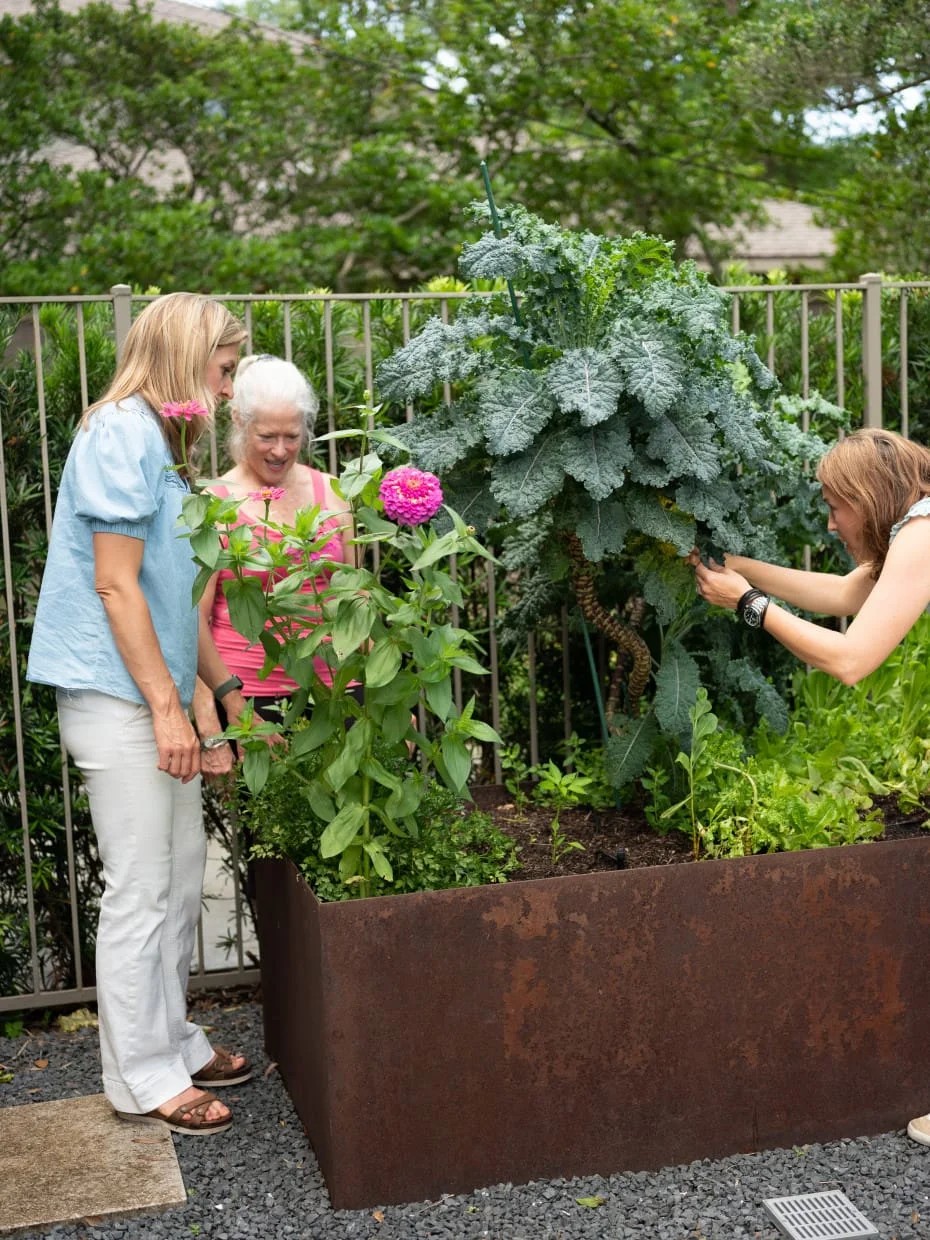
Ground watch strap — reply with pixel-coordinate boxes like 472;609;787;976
214;674;244;701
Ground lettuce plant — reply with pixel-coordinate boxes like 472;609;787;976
376;201;844;788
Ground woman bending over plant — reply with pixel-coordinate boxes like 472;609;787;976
691;425;930;1145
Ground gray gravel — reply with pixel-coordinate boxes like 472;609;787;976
4;995;930;1239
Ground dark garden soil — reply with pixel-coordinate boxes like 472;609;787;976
475;787;930;884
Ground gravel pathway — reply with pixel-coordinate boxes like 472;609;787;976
3;995;930;1239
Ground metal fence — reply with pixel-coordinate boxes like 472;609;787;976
3;274;929;1013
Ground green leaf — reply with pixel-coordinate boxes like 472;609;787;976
490;431;567;518
426;677;453;721
653;642;700;737
478;369;556;455
189;525;222;569
646;409;720;483
609;320;685;416
440;733;473;792
545;348;623;427
306;783;336;822
386;776;421;819
320;803;367;858
324;719;372;792
412;529;461;571
362;837;394;881
332;597;374;661
575;1196;606;1209
605;713;659;789
223;575;269;645
290;710;339;755
365;637;403;688
623;489;696;554
359;755;401;792
574;500;631;561
241;744;271;795
561;420;634;501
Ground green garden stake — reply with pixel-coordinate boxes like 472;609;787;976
480;160;530;364
580;616;622;808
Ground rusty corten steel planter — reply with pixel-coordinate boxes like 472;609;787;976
254;835;930;1210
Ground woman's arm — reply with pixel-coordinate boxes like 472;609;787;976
192;573;237;779
93;532;201;782
723;554;875;617
696;518;930;685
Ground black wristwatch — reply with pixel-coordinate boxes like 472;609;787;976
213;675;244;701
736;588;770;630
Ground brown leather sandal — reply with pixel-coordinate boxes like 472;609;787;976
117;1089;232;1136
191;1045;253;1088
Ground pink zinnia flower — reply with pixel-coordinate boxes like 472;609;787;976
379;467;443;525
160;400;209;422
249;486;286;503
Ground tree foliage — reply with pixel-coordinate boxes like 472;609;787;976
0;0;845;294
733;0;930;277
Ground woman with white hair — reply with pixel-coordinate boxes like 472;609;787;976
192;354;353;771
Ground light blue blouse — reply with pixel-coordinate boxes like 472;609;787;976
889;496;930;543
26;396;199;707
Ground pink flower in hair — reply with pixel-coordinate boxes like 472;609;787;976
379;467;443;526
160;400;209;422
249;487;286;503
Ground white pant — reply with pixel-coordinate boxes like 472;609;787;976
58;689;213;1113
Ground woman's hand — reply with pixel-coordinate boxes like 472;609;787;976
152;706;202;783
199;738;237;784
694;557;752;612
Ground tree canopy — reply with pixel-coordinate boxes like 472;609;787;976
0;0;925;293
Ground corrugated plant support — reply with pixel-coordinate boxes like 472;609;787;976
566;531;650;716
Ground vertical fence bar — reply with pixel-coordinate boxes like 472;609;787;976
324;300;338;474
800;290;810;398
75;304;89;409
861;273;884;428
834;292;846;413
730;294;740;335
765;291;775;372
486;559;502;783
0;383;42;995
110;284;133;360
900;289;910;439
282;302;293;362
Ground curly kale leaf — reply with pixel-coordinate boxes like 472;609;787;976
608;319;685;416
544;347;624;426
489;430;568;517
561;419;634;501
477;369;556;456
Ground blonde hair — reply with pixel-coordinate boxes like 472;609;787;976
816;427;930;576
227;354;319;463
84;292;247;474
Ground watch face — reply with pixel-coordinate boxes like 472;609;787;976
202;735;228;749
744;598;765;628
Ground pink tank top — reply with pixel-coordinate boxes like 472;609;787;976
208;470;349;695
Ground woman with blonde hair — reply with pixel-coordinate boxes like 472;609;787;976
28;292;253;1135
691;425;930;1143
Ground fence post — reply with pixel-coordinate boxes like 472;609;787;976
110;283;133;360
860;272;883;428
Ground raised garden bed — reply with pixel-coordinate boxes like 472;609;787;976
255;806;930;1209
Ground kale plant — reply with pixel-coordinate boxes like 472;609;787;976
376;202;845;789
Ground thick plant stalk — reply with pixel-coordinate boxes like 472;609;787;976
566;533;651;713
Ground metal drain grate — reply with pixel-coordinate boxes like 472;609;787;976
762;1190;878;1239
